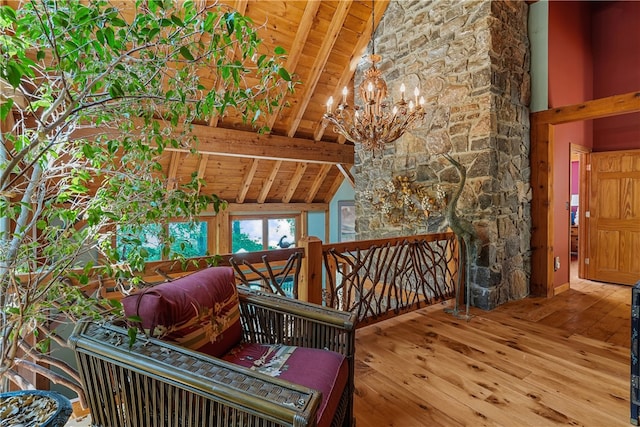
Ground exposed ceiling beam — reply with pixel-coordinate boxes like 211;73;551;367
208;0;248;128
305;164;332;203
169;124;354;165
227;202;328;213
533;91;640;125
266;1;321;132
236;158;259;203
336;163;355;188
325;172;347;204
313;0;390;141
195;154;209;194
282;162;308;203
166;151;180;191
286;1;352;138
258;160;282;203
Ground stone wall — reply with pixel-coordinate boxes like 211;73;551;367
354;0;531;310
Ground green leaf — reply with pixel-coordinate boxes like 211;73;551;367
0;98;13;121
127;327;137;349
274;46;286;55
4;62;23;88
0;5;17;22
111;17;127;27
179;46;194;61
170;14;184;27
277;67;291;82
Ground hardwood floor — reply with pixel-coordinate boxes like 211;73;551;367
354;262;633;426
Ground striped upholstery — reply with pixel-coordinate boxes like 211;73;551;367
122;267;242;357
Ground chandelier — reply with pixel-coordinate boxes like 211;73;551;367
322;4;426;152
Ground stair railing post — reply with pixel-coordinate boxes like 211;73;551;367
298;236;323;305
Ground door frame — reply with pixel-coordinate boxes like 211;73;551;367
530;91;640;297
570;143;591;281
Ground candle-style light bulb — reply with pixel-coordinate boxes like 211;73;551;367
326;96;334;113
419;96;425;106
342;87;348;104
400;83;406;101
414;87;420;104
409;100;415;112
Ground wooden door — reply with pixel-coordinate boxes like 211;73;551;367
587;149;640;285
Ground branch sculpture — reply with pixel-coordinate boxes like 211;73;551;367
442;153;479;320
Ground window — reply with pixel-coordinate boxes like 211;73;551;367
231;215;297;253
169;221;208;258
116;223;163;262
116;221;208;262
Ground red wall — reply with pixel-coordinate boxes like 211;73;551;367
592;1;640;151
547;1;640;289
548;1;593;288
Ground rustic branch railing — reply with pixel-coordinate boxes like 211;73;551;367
229;250;303;298
320;233;459;326
62;234;458;328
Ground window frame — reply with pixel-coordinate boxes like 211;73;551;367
229;213;301;253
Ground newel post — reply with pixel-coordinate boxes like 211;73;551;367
298;236;323;304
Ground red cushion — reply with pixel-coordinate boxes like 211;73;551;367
222;343;348;427
122;267;241;357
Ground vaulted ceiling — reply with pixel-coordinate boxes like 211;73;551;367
166;0;390;208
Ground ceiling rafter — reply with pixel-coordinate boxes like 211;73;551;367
265;1;321;132
257;160;282;203
336;163;355;188
313;0;390;142
305;164;332;204
282;162;308;203
286;1;352;138
325;171;348;204
208;0;248;128
236;158;259;203
166;151;180;191
195;154;209;194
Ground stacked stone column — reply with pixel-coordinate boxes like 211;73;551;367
354;0;531;309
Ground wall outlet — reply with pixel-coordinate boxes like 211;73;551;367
554;256;561;271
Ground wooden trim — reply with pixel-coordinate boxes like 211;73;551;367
530;90;640;297
554;281;570;295
570;143;591;280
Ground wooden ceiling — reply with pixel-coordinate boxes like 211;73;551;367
166;0;391;208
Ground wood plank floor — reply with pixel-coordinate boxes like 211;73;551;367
354;263;633;426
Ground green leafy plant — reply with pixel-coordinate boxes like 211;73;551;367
0;0;293;398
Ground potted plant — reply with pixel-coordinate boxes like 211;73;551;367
0;0;293;404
